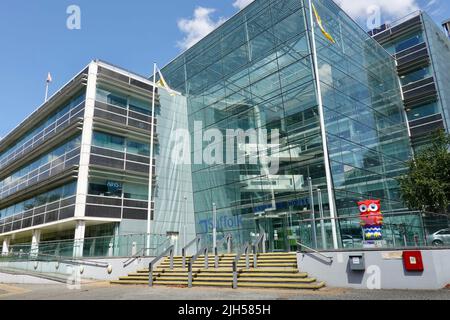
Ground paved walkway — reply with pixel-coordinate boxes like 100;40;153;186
0;282;449;300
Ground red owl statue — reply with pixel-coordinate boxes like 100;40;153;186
358;200;384;241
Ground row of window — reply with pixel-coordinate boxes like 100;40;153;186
0;92;85;164
0;182;77;220
88;178;148;201
96;86;152;115
0;135;81;190
384;32;424;55
407;102;440;121
92;131;150;157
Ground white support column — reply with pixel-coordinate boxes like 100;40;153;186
2;237;10;256
31;229;41;257
73;221;86;258
74;61;98;219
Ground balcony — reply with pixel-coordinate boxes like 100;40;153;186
0;102;85;174
0;147;81;203
0;195;76;235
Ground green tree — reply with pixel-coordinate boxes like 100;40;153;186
398;130;450;214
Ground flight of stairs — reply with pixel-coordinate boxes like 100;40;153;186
111;252;325;290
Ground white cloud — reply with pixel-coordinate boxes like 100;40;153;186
232;0;254;10
177;7;226;50
334;0;420;22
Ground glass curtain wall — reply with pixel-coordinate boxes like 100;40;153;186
163;0;327;251
422;12;450;133
309;0;413;247
162;0;412;251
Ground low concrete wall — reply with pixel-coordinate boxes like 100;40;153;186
0;257;155;284
298;249;450;290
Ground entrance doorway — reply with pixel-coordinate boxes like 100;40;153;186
256;212;299;252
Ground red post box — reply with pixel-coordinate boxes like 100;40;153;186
403;251;424;272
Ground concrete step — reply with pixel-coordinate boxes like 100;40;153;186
139;267;301;273
110;280;325;290
128;272;189;277
166;257;297;264
238;277;317;283
171;253;296;259
158;262;298;267
112;251;323;290
169;257;297;262
238;272;308;278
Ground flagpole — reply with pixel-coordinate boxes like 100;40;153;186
45;73;52;102
307;0;339;249
45;82;49;102
147;62;157;256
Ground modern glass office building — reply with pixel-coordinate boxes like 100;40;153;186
0;61;195;256
371;11;450;152
2;0;427;256
162;0;414;251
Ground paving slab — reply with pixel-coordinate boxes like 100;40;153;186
0;282;449;300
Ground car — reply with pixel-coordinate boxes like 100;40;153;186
427;228;450;246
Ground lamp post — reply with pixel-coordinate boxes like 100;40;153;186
213;203;217;250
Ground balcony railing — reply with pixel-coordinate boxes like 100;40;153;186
0;195;77;234
0;102;85;171
0;147;81;201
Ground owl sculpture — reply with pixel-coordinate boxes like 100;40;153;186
358;200;383;240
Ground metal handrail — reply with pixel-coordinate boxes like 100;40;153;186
214;234;233;269
181;236;201;269
7;233;166;252
296;241;333;264
123;236;171;267
232;242;251;289
252;230;266;269
123;247;153;267
148;245;174;287
188;245;209;288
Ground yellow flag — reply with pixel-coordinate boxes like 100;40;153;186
156;78;168;88
312;3;336;44
156;67;176;96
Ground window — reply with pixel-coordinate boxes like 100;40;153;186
0;136;81;192
92;131;125;152
123;183;148;200
0;182;77;220
88;178;122;198
93;131;150;157
129;97;151;115
127;140;150;157
400;67;431;86
88;178;148;200
407;102;439;121
0;91;85;166
394;33;424;53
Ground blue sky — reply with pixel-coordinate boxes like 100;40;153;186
0;0;449;139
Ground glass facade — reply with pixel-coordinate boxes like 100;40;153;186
375;12;450;152
0;135;81;199
0;182;77;220
88;178;148;200
163;0;412;250
92;131;150;157
96;86;151;115
0;91;85;167
422;13;450;133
